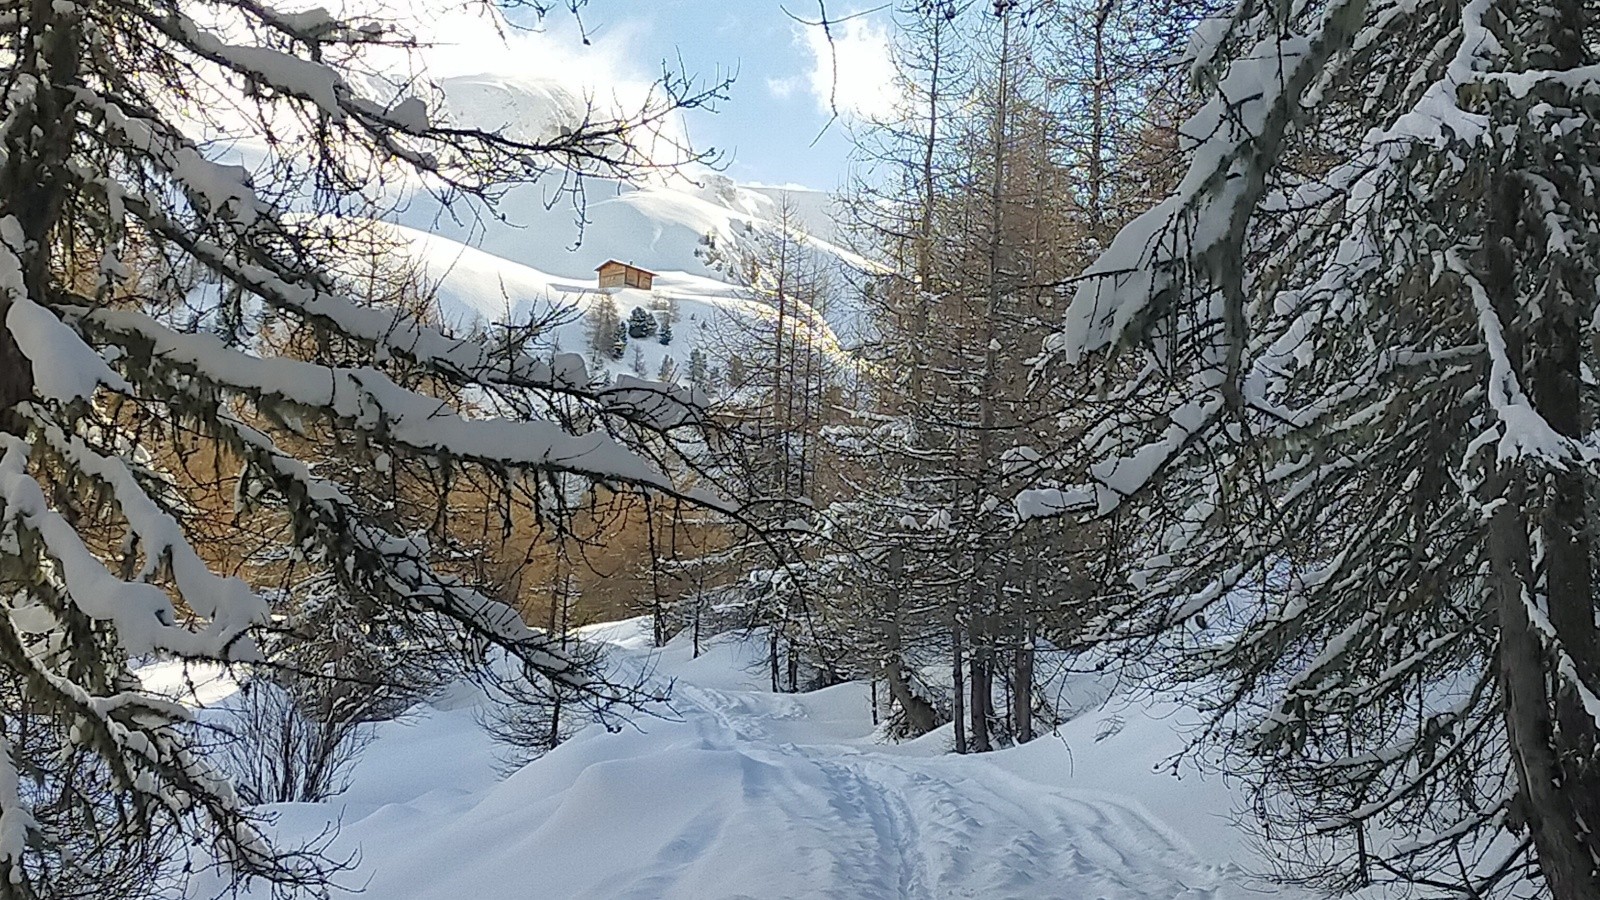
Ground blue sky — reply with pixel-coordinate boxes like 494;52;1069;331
482;1;899;189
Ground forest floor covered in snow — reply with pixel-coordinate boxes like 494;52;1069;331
164;620;1321;900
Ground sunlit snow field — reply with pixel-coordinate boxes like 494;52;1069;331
147;619;1327;900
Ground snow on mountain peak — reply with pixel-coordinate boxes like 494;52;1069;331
374;75;872;380
437;74;595;147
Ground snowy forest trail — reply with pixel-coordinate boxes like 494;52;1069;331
191;620;1309;900
615;667;1271;900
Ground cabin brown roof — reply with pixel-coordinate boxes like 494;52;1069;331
595;259;657;291
594;259;657;275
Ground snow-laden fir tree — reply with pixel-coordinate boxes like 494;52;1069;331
627;305;658;340
1039;0;1600;894
0;0;728;895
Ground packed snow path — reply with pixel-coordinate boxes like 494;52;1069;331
638;681;1242;900
180;620;1304;899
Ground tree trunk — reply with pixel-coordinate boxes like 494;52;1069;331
0;326;31;436
769;631;781;693
1525;14;1600;895
904;8;948;410
960;1;1014;761
881;562;938;736
1489;503;1600;900
952;617;966;754
884;657;938;737
692;593;702;658
1484;137;1600;898
0;0;80;432
1086;0;1110;235
1012;617;1034;744
969;615;991;753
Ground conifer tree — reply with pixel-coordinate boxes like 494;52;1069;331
612;321;629;359
688;347;710;387
0;0;727;893
587;293;623;362
711;194;840;691
832;0;1105;748
627;306;658;340
1046;0;1600;894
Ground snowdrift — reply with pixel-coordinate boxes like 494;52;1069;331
161;620;1318;900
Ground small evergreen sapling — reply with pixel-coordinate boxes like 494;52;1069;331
688;348;710;387
612;321;630;359
627;306;658;340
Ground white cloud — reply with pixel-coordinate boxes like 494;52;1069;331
766;75;803;100
392;4;652;89
355;2;694;167
797;16;900;121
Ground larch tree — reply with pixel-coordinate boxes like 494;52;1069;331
1038;0;1600;894
833;0;1108;750
703;193;840;691
0;0;730;895
1038;0;1196;237
586;292;623;370
826;0;975;739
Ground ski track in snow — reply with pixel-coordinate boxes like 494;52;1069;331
187;622;1306;900
656;676;1261;900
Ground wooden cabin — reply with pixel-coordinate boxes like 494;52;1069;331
595;260;656;291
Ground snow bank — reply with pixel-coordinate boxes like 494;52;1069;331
179;619;1320;900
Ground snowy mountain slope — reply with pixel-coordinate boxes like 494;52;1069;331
370;219;845;386
745;183;848;246
200;76;867;377
369;75;875;349
437;74;612;149
168;620;1323;900
196;69;871;361
386;174;871;345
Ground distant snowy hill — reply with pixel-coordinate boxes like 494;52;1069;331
367;74;872;383
372;219;843;386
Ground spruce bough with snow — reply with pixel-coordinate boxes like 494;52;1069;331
0;0;726;895
1043;0;1600;895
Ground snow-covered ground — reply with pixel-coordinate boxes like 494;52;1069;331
216;74;869;384
369;217;847;390
168;619;1314;900
364;75;874;381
